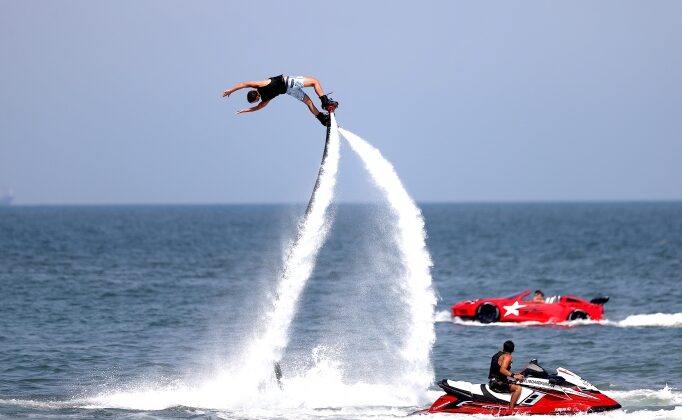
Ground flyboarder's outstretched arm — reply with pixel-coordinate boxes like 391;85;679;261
223;80;268;97
236;99;270;114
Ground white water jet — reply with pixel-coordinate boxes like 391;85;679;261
78;121;441;412
237;114;341;391
339;127;437;396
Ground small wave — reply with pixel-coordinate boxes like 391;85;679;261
615;313;682;328
443;316;604;328
449;317;547;327
554;406;682;420
609;385;682;406
434;310;452;322
436;312;682;329
0;398;70;410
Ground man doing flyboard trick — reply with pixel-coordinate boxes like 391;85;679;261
223;75;338;126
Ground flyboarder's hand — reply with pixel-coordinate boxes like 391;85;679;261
222;90;231;98
236;109;248;115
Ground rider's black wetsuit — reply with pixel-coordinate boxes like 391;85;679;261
256;75;287;102
488;351;512;393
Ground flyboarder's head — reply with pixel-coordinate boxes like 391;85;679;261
503;340;515;353
247;90;260;103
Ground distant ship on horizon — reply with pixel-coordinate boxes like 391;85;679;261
0;189;14;206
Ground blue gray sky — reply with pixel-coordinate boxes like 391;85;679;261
1;1;681;204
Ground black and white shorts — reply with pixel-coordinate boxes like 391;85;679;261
489;378;511;393
285;76;306;101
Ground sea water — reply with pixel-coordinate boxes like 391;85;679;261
1;202;681;419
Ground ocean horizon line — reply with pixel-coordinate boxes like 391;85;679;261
2;199;681;208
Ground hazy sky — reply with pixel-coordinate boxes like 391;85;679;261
1;1;681;204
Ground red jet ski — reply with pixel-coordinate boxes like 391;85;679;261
451;291;609;324
420;360;621;416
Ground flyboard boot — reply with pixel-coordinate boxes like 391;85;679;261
316;94;338;126
319;94;339;113
315;112;330;126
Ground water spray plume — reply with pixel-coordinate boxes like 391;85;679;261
238;114;341;390
339;127;437;397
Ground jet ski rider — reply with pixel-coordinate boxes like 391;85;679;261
488;340;525;412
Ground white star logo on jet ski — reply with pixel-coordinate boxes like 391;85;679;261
503;301;527;317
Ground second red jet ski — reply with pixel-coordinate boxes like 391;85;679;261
451;290;609;324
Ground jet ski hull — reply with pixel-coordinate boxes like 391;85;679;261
427;393;621;415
